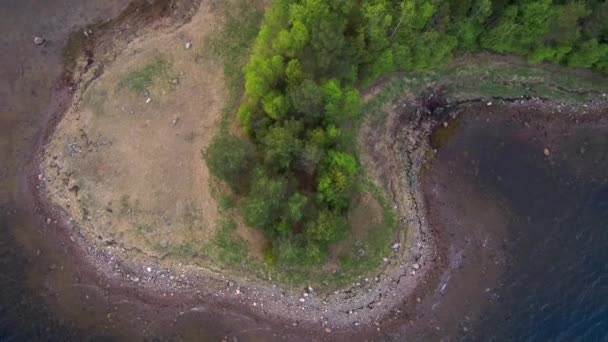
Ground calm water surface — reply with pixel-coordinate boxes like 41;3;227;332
429;113;608;341
476;127;608;341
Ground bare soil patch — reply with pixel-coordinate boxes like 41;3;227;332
43;1;224;260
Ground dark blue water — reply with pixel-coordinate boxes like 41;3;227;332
469;124;608;341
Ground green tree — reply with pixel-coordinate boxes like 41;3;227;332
361;0;393;60
287;192;308;223
285;59;304;86
244;54;284;104
243;169;289;231
451;0;492;51
262;91;290;120
480;0;554;55
262;120;304;170
289;79;324;123
322;79;361;125
567;39;608;68
316;150;358;209
582;1;608;41
273;21;309;57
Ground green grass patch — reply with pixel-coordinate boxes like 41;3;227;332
120;55;170;94
167;242;204;259
332;182;397;288
212;218;248;266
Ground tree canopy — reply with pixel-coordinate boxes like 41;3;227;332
206;0;608;266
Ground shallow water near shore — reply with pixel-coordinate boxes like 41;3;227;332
424;108;608;340
474;128;608;341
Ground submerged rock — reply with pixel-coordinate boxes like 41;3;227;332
34;36;45;45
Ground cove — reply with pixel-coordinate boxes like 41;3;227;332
423;101;608;340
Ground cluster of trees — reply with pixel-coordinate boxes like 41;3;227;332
360;0;608;80
206;0;608;267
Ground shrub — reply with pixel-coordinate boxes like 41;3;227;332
305;209;347;244
204;134;255;189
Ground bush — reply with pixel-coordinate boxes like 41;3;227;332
305;209;347;244
204;134;255;189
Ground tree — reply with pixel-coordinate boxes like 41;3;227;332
567;39;608;68
226;0;608;268
582;1;608;42
285;59;304;86
322;79;361;125
261;120;304;170
243;169;289;232
361;0;393;61
528;1;589;63
316;150;358;209
289;79;324;123
451;0;492;51
204;134;255;189
273;21;309;57
287;192;308;223
289;0;358;80
412;31;458;70
262;91;290;120
244;54;284;104
480;0;554;56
